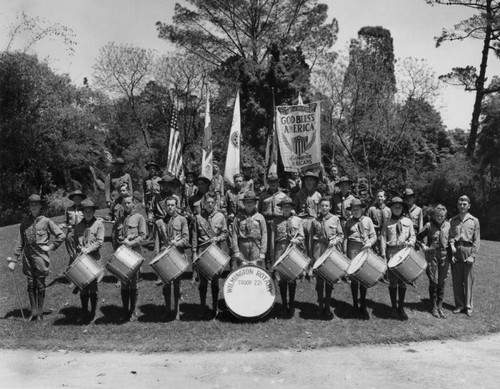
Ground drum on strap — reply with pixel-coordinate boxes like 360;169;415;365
223;265;276;320
347;248;387;288
312;247;350;285
150;246;190;283
273;245;310;283
193;244;230;280
107;245;144;283
388;247;427;284
64;253;104;291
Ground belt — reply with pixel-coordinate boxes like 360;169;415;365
455;241;472;247
387;244;404;251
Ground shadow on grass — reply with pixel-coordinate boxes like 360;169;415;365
94;304;123;324
138;303;165;323
138;271;159;282
4;308;31;319
47;275;70;288
53;306;80;325
333;299;360;320
296;301;324;321
102;275;120;284
367;300;394;320
406;298;431;313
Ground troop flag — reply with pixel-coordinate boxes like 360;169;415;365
167;110;184;177
201;92;213;179
224;90;241;187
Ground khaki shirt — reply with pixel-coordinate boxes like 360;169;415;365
116;210;146;252
449;213;480;257
367;204;391;233
294;189;321;218
232;210;267;256
73;217;105;260
380;216;415;257
417;220;451;251
143;176;162;208
333;193;356;221
105;172;133;203
344;216;377;247
408;204;424;233
14;215;65;262
258;189;287;219
158;212;190;252
192;210;228;254
312;213;344;246
65;205;83;229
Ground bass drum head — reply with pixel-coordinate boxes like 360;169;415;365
223;265;276;320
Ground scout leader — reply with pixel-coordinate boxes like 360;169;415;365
343;198;376;320
72;199;105;324
380;197;415;321
232;191;267;268
311;197;343;318
157;196;190;321
272;196;305;317
9;195;65;322
191;192;228;319
449;195;480;317
115;194;147;322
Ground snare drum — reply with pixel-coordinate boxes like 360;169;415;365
273;245;310;283
388;247;427;284
223;265;276;320
348;249;387;288
64;253;104;291
312;247;350;285
149;246;189;283
107;245;144;283
194;244;230;280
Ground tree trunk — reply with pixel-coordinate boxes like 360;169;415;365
466;0;493;157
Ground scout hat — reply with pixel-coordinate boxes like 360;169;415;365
145;161;160;170
112;157;125;165
389;197;404;206
80;199;99;210
402;188;415;197
347;198;365;210
68;190;87;201
28;194;42;203
160;172;181;187
336;176;352;186
243;191;258;202
278;196;295;207
302;171;319;182
267;172;279;182
195;175;212;186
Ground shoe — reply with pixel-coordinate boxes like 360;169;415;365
453;308;465;314
129;312;139;322
359;306;370;320
398;306;408;321
466;309;473;317
431;308;440;318
438;308;446;319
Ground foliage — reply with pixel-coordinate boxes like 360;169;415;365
0;52;107;225
426;0;500;156
157;0;338;67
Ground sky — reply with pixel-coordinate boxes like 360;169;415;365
1;0;499;130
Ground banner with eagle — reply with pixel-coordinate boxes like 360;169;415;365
276;102;321;172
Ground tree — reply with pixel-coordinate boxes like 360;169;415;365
0;52;107;224
4;11;76;56
92;42;157;147
477;84;500;176
156;0;338;68
426;0;500;156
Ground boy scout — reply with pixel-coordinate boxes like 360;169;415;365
10;195;65;322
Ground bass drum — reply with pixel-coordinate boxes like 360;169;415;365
223;265;276;320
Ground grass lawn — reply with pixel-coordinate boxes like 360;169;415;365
1;211;499;353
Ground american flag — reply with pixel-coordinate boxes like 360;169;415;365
167;110;184;178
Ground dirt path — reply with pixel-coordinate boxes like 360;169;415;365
2;334;500;388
